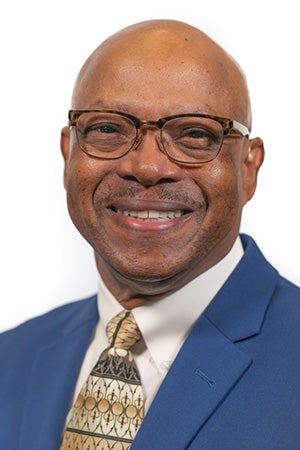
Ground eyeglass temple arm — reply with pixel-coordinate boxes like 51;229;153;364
230;120;250;137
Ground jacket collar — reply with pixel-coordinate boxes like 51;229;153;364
204;234;279;342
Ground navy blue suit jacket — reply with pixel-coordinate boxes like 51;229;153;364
1;235;300;449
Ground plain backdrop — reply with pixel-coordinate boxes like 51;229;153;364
0;0;299;332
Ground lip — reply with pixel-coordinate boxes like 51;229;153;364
107;199;193;231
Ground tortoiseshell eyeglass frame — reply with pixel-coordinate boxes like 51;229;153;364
68;109;250;164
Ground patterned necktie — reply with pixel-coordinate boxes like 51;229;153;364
61;310;144;450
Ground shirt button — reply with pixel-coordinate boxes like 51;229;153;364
160;358;173;370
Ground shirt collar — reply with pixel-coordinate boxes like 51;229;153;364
97;236;244;373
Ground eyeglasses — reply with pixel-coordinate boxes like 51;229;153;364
68;109;250;165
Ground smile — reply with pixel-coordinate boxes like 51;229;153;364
115;209;185;221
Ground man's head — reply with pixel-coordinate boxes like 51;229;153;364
61;20;264;307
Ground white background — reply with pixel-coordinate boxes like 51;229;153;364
0;0;299;332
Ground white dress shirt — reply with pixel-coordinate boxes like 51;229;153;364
69;237;243;413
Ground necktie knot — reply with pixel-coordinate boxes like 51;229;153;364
106;310;142;351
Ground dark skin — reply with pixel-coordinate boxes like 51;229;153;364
61;20;264;309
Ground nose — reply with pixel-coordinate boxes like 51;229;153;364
115;131;183;186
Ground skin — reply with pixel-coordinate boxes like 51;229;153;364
61;20;264;309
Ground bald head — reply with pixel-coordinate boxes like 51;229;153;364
72;20;252;129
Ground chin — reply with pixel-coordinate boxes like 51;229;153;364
119;264;178;282
122;262;195;295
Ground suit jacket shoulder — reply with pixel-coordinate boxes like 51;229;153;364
0;294;98;449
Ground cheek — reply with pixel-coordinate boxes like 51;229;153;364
65;156;106;234
194;158;243;231
66;176;92;237
197;159;241;203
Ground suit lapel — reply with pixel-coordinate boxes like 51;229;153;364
18;298;98;450
132;315;251;450
204;234;279;342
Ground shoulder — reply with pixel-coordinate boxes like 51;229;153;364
0;294;98;353
269;274;300;319
241;234;300;301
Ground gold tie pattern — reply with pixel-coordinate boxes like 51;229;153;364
61;310;144;450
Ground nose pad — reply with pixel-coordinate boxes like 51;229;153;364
115;132;183;186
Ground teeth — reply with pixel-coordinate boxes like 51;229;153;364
137;211;148;219
116;209;184;221
149;210;160;219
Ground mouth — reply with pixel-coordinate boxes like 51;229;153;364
112;208;186;222
107;199;193;228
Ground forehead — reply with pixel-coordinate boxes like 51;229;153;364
73;26;248;121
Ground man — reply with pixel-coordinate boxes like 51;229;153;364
1;19;300;449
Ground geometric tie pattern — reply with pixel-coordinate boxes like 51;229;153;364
60;310;144;450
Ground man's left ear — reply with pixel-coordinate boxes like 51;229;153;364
242;137;265;204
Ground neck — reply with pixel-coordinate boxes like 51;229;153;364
94;245;234;309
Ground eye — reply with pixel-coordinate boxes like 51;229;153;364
183;128;212;139
176;126;218;150
86;122;120;135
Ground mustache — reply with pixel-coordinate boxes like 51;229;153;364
95;180;205;208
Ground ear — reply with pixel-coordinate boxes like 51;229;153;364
242;137;265;205
60;126;71;189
